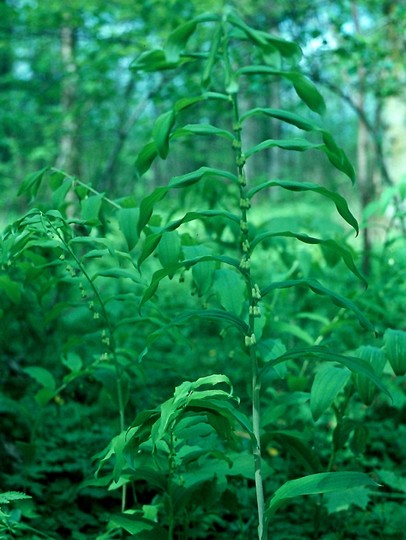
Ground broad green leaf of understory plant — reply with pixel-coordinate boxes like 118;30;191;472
213;268;246;316
267;346;390;399
139;254;241;308
266;472;378;516
118;207;139;251
310;364;351;421
354;346;387;405
151;374;236;445
384;328;406;375
157;230;181;273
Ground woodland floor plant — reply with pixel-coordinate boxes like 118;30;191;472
2;7;406;540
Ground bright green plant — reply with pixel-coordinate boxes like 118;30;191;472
90;9;391;540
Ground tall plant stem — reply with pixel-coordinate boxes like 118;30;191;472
230;92;267;540
47;215;127;511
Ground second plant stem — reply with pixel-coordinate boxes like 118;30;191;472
231;92;267;540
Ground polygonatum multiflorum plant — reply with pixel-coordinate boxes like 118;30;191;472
6;7;406;540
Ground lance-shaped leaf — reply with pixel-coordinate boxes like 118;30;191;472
172;123;235;142
130;49;189;72
261;278;372;331
137;210;239;268
153;110;176;159
214;268;246;316
245;138;323;157
18;166;50;197
202;21;223;87
135;141;158;176
145;309;250;347
118;207;139;251
227;12;302;64
266;346;390;399
139;254;242;309
384;328;406;376
310;365;351;421
239;66;325;114
174;92;229;113
266;472;378;516
248;180;359;235
166;20;198;62
241;107;318;130
240;108;355;183
251;231;366;286
354;346;386;405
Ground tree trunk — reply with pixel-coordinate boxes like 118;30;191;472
56;14;80;177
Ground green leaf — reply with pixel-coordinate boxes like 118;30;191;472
261;278;372;331
172;123;235;141
52;177;73;209
153;110;176;159
325;486;371;514
263;431;321;473
268;346;390;399
157;231;181;272
0;492;32;505
202;21;223;87
166;20;198;62
241;107;318;130
137;187;168;235
184;245;215;296
285;72;326;115
266;472;377;516
227;12;302;64
130;49;184;72
0;275;22;303
239;67;325;114
248;179;359;235
174;92;229;113
135;141;158;176
61;352;83;372
81;193;104;225
245;138;323;158
384;328;406;376
139;254;241;308
354;346;386;405
213;268;246;316
24;367;56;390
109;512;166;536
310;365;351;421
251;231;366;286
118;207;139;251
18;166;49;197
169;166;238;188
